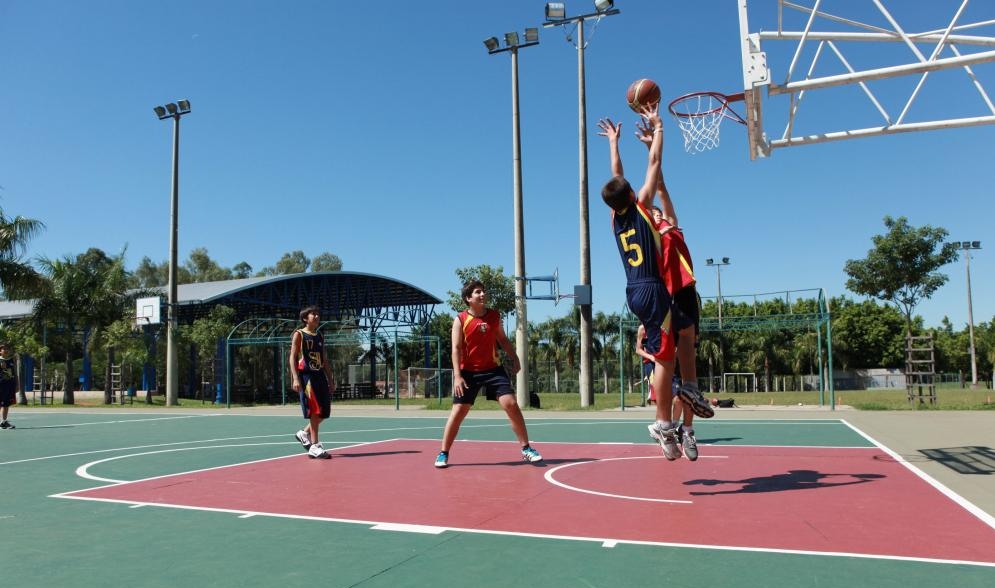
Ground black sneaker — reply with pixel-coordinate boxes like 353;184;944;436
0;421;10;429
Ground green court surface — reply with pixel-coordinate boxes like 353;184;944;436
2;409;992;588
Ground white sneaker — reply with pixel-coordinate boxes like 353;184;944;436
648;423;682;461
307;443;330;459
295;429;312;449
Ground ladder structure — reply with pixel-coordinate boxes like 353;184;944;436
906;334;937;405
33;367;53;405
111;363;130;404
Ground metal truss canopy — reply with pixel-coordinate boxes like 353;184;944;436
173;271;440;329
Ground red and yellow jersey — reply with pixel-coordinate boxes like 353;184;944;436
458;309;502;371
657;219;695;293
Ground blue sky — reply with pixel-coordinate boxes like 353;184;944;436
2;1;992;331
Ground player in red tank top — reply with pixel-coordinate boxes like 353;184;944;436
434;280;542;468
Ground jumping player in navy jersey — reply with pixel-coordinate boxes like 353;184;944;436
598;104;687;461
290;305;336;459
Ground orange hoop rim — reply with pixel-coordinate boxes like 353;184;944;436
668;91;747;125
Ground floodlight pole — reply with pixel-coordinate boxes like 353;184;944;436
959;241;981;388
487;33;539;408
707;258;731;329
544;4;620;407
155;101;191;407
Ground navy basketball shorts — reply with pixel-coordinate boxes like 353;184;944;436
0;386;15;408
626;280;677;362
454;366;514;405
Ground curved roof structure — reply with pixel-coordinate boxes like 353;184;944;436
0;271;441;329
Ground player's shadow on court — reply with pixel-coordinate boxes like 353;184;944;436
684;469;885;496
696;436;741;444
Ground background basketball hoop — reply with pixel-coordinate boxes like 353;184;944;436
668;91;747;154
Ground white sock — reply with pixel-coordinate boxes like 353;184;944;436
657;420;674;430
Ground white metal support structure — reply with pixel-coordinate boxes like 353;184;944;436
739;0;995;159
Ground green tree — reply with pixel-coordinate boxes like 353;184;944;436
260;250;310;275
184;305;236;396
185;248;233;282
844;216;958;336
0;322;47;404
311;252;343;272
33;250;129;404
448;265;515;314
129;256;167;288
592;311;619;394
232;261;253;279
831;297;907;369
0;208;45;299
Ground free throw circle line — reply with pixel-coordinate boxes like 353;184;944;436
544;456;693;504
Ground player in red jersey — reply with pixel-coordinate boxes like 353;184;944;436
434;280;541;468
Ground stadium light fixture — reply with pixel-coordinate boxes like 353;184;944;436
594;0;614;12
524;28;539;43
545;2;566;21
484;37;500;52
505;32;520;47
706;257;731;329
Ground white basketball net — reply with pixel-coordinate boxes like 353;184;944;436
670;93;740;154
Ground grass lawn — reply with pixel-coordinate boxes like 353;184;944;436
20;385;995;411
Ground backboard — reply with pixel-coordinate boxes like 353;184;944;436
738;0;995;160
135;296;162;326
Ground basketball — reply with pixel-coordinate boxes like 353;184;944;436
626;78;661;112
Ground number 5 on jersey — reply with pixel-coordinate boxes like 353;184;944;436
619;229;643;267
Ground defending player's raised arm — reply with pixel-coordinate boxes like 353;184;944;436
597;118;624;178
636;104;664;209
636;117;678;226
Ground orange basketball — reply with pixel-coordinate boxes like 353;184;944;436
626;78;661;113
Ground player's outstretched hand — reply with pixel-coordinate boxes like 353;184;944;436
638;103;662;132
597;118;621;141
635;116;654;147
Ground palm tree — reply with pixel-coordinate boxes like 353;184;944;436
0;209;45;299
536;317;572;393
33;250;129;404
592;311;620;394
698;337;722;393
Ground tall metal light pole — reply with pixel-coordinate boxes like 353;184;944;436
153;99;191;407
543;0;620;407
485;29;539;408
706;257;731;329
958;241;981;388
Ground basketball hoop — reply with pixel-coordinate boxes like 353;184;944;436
668;91;747;154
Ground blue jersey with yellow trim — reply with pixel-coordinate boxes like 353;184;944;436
611;200;663;283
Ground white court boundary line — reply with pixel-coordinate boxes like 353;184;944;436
543;455;727;504
841;419;995;531
47;437;995;569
